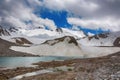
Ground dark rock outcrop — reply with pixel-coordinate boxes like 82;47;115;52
0;26;10;36
43;36;78;46
56;28;63;33
88;33;109;40
113;37;120;47
11;37;32;45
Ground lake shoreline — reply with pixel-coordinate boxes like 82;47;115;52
0;52;120;80
0;58;79;80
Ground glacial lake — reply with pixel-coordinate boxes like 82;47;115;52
0;57;74;68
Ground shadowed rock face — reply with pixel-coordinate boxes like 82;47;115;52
0;26;10;36
11;37;32;45
43;36;78;46
113;37;120;47
88;33;109;40
0;25;18;36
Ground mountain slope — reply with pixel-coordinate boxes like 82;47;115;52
10;36;84;57
10;37;33;45
10;33;120;58
76;31;120;57
78;31;120;47
0;27;85;45
0;24;120;57
42;36;78;46
0;38;37;56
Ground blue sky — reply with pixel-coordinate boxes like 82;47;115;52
34;7;108;34
35;8;72;28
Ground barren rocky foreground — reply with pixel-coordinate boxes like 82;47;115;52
0;52;120;80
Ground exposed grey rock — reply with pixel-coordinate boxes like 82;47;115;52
56;28;63;33
75;52;120;80
43;36;78;46
113;37;120;47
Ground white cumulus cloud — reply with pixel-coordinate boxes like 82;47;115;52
41;0;120;31
67;17;120;31
0;0;57;30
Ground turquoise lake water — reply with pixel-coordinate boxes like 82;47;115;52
0;57;74;68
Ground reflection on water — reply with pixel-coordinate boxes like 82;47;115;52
0;57;73;68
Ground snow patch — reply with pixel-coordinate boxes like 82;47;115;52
9;69;53;80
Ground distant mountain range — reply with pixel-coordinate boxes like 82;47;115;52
0;25;120;57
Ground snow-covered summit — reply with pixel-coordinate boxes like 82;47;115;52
19;28;85;39
0;25;86;45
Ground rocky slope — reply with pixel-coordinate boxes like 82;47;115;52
20;52;120;80
42;36;78;46
10;37;33;45
79;31;120;47
0;38;37;56
75;52;120;80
